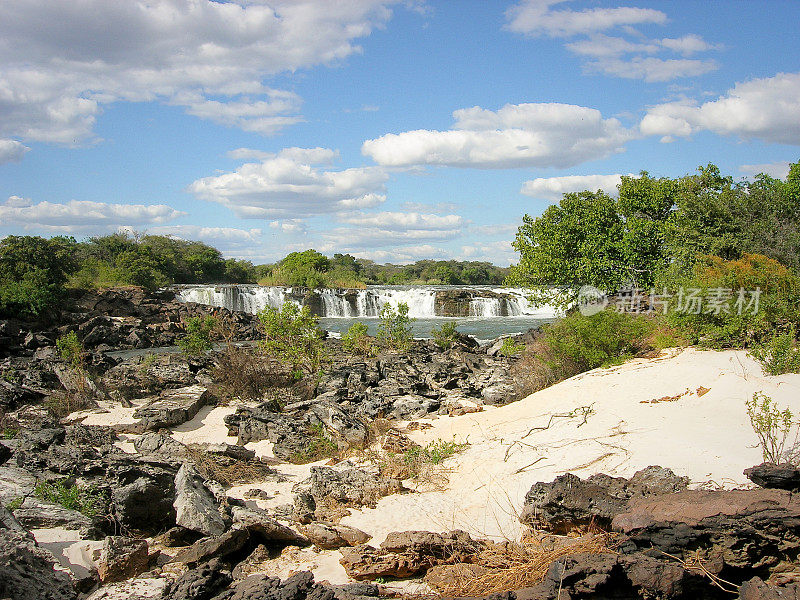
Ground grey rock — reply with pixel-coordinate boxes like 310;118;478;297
172;527;249;566
744;462;800;491
231;506;308;546
300;522;371;550
301;467;405;510
162;557;233;599
133;385;210;430
174;464;227;537
97;536;150;583
0;529;77;600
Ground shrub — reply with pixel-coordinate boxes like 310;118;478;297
499;337;525;357
342;321;377;357
750;329;800;375
746;392;798;463
213;345;281;402
380;437;468;483
33;480;109;518
258;303;325;378
431;321;459;350
377;302;414;352
177;315;217;356
45;391;95;418
291;423;339;464
56;331;84;368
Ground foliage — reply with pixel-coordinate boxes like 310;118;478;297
746;392;798;463
34;480;109;518
431;321;460;350
291;423;339;464
56;331;84;368
404;438;468;466
666;254;800;348
499;337;525;357
380;437;469;481
0;235;78;318
258;303;326;377
212;345;280;402
750;329;800;375
341;321;378;356
377;302;414;352
177;316;217;356
5;497;23;511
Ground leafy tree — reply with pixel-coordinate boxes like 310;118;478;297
377;302;414;352
177;316;217;356
341;321;377;356
258;303;326;377
431;321;459;350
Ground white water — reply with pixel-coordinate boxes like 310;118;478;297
175;285;556;319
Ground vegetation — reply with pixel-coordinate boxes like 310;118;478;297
431;321;460;350
498;337;526;357
746;392;798;464
258;303;326;378
56;331;85;368
377;302;414;352
177;315;217;356
291;422;339;463
751;329;800;376
341;321;378;357
33;480;109;518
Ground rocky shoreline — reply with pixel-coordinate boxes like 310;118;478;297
1;287;798;599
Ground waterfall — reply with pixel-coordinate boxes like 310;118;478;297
174;285;557;319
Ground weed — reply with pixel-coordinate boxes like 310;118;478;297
746;392;798;463
431;321;460;350
0;368;22;385
5;497;23;511
213;345;281;403
290;422;339;464
379;437;468;484
45;390;95;418
750;329;800;375
138;352;156;375
186;447;275;487
56;331;84;368
33;480;109;518
258;303;326;378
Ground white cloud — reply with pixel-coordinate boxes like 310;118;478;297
739;161;793;180
0;139;30;164
505;0;666;38
0;197;184;231
400;201;459;214
459;241;517;266
0;0;399;147
362;102;633;169
640;72;800;144
336;211;463;230
585;57;717;82
521;173;625;201
340;245;452;264
188;147;388;218
565;34;658;58
660;34;720;56
146;225;263;245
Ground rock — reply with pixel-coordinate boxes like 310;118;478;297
380;529;480;556
108;455;178;533
225;404;312;460
83;578;168;599
0;529;77;600
744;462;800;491
299;522;371;550
0;505;27;533
231;506;308;546
0;465;37;504
97;536;150;583
520;466;690;533
201;442;256;461
307;401;368;448
162;557;233;600
339;544;425;580
172;527;250;566
612;488;800;576
424;563;492;592
173;464;228;537
133;432;189;459
302;466;405;511
227;571;335;600
739;577;800;600
13;497;98;537
132;385;210;430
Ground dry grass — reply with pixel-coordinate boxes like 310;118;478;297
212;344;287;405
45;389;96;418
426;532;616;597
186;447;275;487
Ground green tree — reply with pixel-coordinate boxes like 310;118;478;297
177;316;217;356
377;302;414;352
258;303;326;377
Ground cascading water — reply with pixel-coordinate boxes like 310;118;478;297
174;284;557;319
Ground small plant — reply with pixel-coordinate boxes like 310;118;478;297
5;497;23;511
291;422;339;464
0;410;19;439
499;337;525;357
746;392;797;463
258;303;326;378
56;331;84;368
750;329;800;376
342;321;378;357
377;302;414;352
382;437;469;482
431;321;460;350
138;352;157;374
33;480;109;518
0;368;22;385
177;315;217;356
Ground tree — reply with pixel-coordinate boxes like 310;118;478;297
258;303;326;377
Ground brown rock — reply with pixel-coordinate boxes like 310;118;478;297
339;544;424;580
97;536;150;583
739;577;800;600
299;522;371;550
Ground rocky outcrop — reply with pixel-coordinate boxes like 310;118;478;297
0;529;77;600
520;466;690;533
132;385;210;431
173;464;228;537
744;462;800;491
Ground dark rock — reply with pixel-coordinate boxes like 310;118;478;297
744;462;800;491
162;557;233;600
0;529;77;600
739;577;800;600
521;466;690;533
227;571;335;600
231;506;308;546
157;526;204;548
97;536;150;583
0;442;10;466
108;455;178;533
172;528;250;566
132;385;210;430
174;464;228;537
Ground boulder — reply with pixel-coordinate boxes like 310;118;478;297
172;527;250;566
520;466;690;533
0;529;77;600
132;385;209;430
339;544;424;580
744;462;800;491
739;577;800;600
97;536;150;583
301;466;405;511
299;522;371;550
13;497;97;537
173;464;227;537
108;456;178;533
231;506;308;546
162;557;233;600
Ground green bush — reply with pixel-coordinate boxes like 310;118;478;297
750;329;800;375
746;392;797;463
258;303;325;378
34;480;109;518
56;331;84;368
499;337;525;357
377;302;414;352
431;321;459;350
177;316;217;356
342;321;377;356
291;422;339;463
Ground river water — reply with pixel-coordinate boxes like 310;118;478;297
174;284;559;342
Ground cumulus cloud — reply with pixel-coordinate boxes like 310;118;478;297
521;173;626;201
0;139;30;164
505;0;666;37
660;34;720;56
640;72;800;144
188;147;388;218
362;102;633;169
336;211;463;230
146;225;263;245
584;57;717;82
0;0;399;146
460;240;517;266
739;161;793;180
0;197;184;231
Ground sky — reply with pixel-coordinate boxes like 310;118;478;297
1;0;799;266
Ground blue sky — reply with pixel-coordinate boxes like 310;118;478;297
1;0;799;265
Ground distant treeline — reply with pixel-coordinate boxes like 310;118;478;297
0;232;508;319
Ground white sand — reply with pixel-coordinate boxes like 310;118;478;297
171;405;239;446
341;348;800;544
